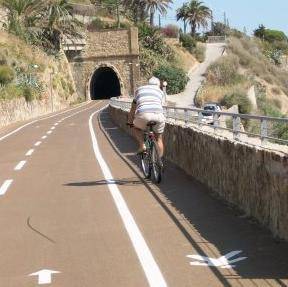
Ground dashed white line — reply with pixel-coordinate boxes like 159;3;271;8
0;180;13;195
26;149;34;156
51;127;55;130
14;160;27;171
34;141;42;146
47;131;52;135
0;101;92;142
54;123;59;126
41;135;47;139
89;108;167;287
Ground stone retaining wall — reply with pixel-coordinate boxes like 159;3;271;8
0;98;69;128
109;106;288;241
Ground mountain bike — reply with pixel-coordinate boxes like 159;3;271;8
127;122;163;183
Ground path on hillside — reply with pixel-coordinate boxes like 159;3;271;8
167;43;226;108
0;101;287;286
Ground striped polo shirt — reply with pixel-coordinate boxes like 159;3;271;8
134;85;164;114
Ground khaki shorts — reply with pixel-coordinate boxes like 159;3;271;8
133;112;166;134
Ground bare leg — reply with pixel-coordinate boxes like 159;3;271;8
155;134;164;157
133;128;145;151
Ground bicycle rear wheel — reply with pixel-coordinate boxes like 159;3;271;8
151;142;162;183
141;150;151;179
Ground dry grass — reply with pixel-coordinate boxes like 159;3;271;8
165;38;197;72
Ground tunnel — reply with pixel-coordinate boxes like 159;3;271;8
90;67;121;100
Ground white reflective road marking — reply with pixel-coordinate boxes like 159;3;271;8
14;160;27;171
29;269;61;285
0;180;13;195
187;250;247;269
89;108;167;287
26;149;34;156
51;127;55;130
47;131;52;135
34;141;42;146
54;123;59;126
41;135;47;140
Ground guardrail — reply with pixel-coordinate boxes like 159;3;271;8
110;98;288;147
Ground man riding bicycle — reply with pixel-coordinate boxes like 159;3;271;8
128;76;166;159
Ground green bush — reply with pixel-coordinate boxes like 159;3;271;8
22;86;35;102
0;65;14;85
179;34;196;53
264;29;287;43
206;55;242;86
153;64;189;94
221;92;252;114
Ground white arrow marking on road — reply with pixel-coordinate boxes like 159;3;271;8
29;269;61;285
187;250;247;269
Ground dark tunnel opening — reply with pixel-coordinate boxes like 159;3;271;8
90;67;121;100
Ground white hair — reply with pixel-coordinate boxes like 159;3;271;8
148;76;161;87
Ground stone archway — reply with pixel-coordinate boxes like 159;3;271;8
89;66;122;100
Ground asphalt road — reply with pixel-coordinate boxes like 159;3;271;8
0;100;287;286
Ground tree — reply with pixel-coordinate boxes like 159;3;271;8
185;0;211;37
254;24;266;39
143;0;171;26
176;3;189;34
3;0;82;51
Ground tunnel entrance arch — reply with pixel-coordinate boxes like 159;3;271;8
89;66;122;100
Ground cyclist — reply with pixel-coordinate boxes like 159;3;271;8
128;76;166;158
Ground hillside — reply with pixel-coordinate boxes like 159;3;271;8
197;35;288;117
0;31;77;104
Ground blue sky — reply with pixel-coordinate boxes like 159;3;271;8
158;0;288;35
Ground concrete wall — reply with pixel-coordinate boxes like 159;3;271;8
69;28;140;99
109;106;288;241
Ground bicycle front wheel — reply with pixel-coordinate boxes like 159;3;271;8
151;142;162;183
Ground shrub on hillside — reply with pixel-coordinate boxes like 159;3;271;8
179;34;196;53
0;65;14;85
153;64;189;94
221;92;252;114
264;29;287;43
206;55;242;86
161;25;179;38
138;23;174;61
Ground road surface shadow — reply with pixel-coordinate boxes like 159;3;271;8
64;177;142;187
99;109;288;286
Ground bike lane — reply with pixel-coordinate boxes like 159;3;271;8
96;108;288;287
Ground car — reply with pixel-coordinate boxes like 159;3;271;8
201;103;222;125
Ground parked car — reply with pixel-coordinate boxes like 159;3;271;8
201;102;222;125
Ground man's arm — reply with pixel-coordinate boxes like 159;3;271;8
128;99;137;124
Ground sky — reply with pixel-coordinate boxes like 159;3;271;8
158;0;288;35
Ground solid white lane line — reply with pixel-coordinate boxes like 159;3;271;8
42;135;47;139
26;149;34;156
89;109;167;287
14;160;27;171
47;131;52;135
51;127;55;130
0;180;13;195
0;101;92;142
34;141;42;146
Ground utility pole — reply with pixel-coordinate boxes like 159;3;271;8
158;14;161;28
211;10;214;34
223;11;227;26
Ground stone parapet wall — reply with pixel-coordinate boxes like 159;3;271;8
0;98;69;128
109;106;288;241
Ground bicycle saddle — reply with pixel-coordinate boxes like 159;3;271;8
147;121;157;127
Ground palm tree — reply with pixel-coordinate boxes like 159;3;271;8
185;0;211;36
176;3;189;34
143;0;172;26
